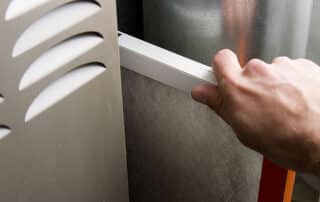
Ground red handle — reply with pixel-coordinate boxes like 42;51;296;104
258;158;296;202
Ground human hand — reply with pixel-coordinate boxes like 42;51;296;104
192;49;320;174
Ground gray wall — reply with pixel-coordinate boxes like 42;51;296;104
116;0;143;38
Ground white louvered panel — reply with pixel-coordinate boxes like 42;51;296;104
25;63;106;122
5;0;50;20
19;33;104;90
12;1;101;57
0;125;11;140
0;0;129;202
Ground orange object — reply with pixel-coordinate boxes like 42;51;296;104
283;170;296;202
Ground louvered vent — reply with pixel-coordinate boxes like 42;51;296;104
2;0;108;125
0;1;128;201
5;0;50;21
0;126;11;140
25;63;106;122
12;1;101;57
19;32;104;90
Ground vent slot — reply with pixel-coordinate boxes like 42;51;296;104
19;33;104;90
12;1;101;57
0;95;4;104
0;126;11;140
5;0;50;21
25;63;106;122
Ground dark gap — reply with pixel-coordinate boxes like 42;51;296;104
0;94;4;103
0;125;10;130
46;31;104;53
116;0;144;39
116;1;144;201
66;62;107;74
50;0;102;11
75;0;102;8
62;31;104;42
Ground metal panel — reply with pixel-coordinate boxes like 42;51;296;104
143;0;313;65
0;0;129;202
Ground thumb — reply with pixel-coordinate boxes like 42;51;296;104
192;84;222;114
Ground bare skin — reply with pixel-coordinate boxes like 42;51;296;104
192;49;320;174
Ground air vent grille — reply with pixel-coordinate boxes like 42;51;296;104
25;63;106;122
2;0;110;132
19;32;104;90
12;1;101;57
5;0;50;21
0;126;11;140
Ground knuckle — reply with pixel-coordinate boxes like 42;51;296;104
220;76;240;90
244;59;268;75
294;58;308;64
295;58;318;66
247;58;263;68
273;56;290;64
218;49;232;56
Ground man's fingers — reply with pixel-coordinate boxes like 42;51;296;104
191;84;222;113
272;56;292;64
193;49;241;114
295;58;320;68
213;49;242;83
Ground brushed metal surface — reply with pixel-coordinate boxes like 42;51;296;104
0;0;129;202
143;1;317;201
307;0;320;63
143;1;320;202
144;0;313;65
293;1;320;201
